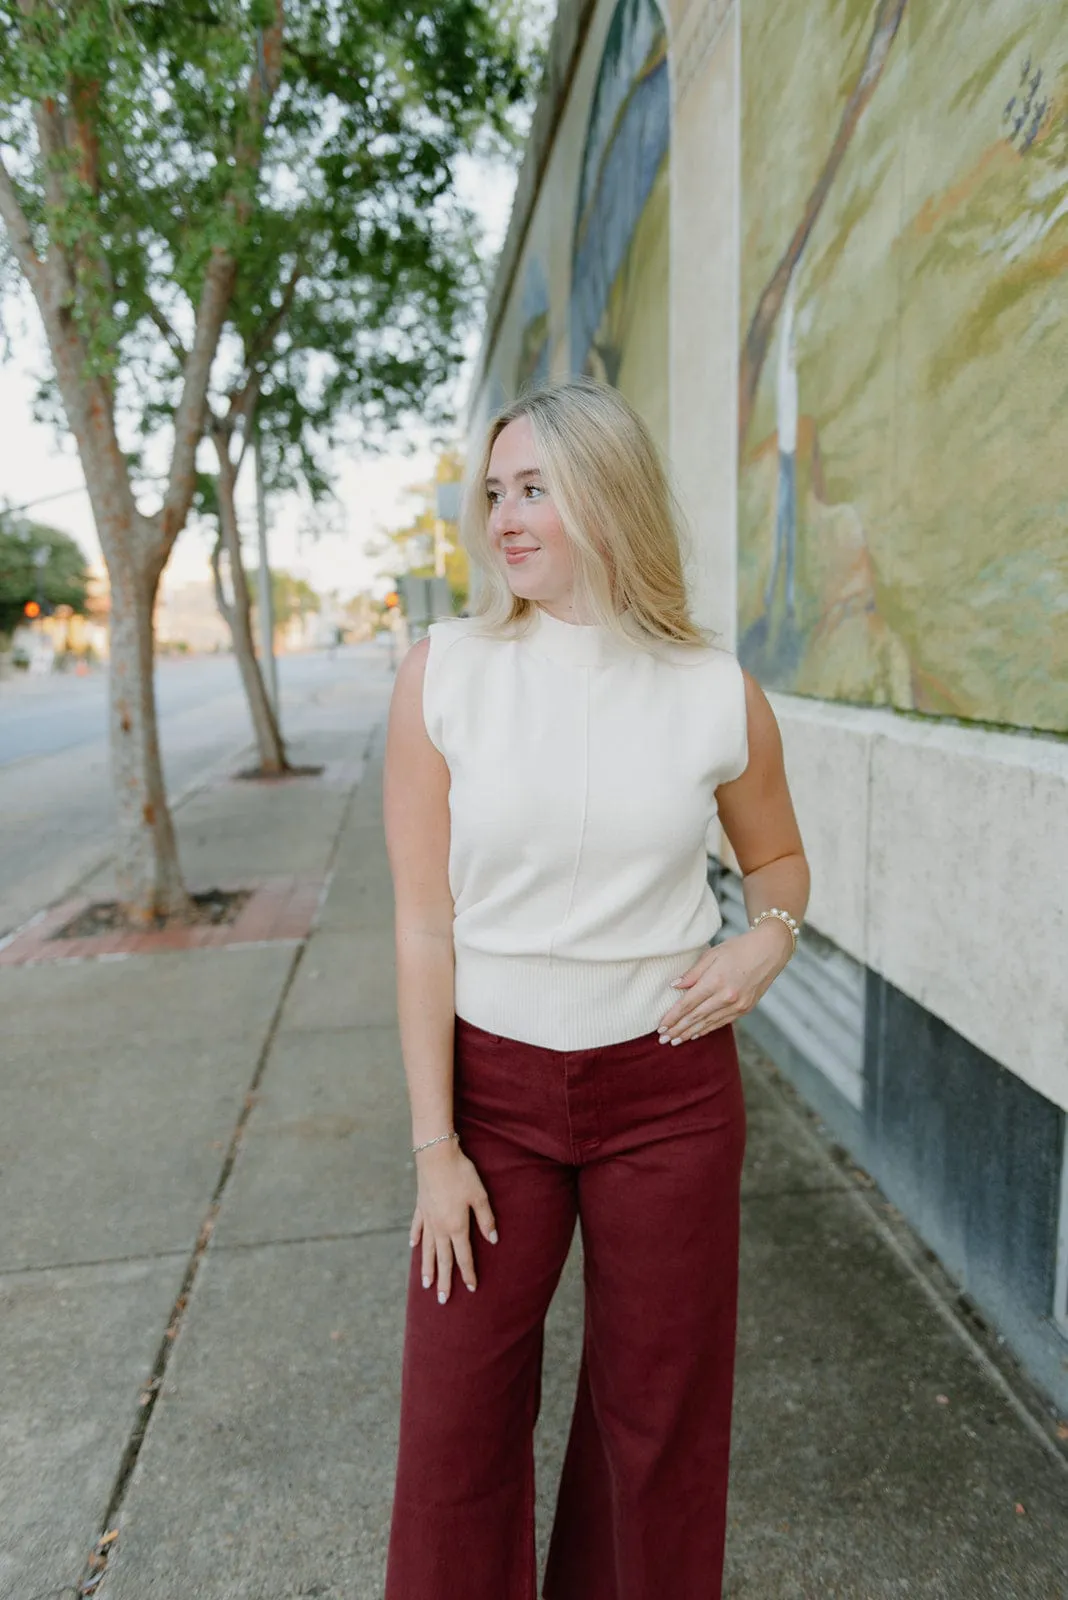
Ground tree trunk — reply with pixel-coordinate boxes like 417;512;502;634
108;560;188;919
211;435;289;775
42;315;192;922
738;0;909;455
216;533;289;775
0;8;287;921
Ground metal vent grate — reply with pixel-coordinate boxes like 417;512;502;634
1056;1125;1068;1337
711;865;866;1110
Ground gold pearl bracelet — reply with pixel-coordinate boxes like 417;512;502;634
750;907;800;956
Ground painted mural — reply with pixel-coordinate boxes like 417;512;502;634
571;0;671;450
739;0;1068;734
516;255;551;392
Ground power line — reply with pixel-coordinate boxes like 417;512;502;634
3;471;169;519
1;484;89;516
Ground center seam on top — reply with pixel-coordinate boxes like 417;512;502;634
546;673;591;966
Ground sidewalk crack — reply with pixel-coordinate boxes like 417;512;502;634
210;1221;410;1254
71;726;382;1596
0;1246;190;1279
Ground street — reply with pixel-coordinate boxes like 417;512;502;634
0;643;389;941
0;649;381;768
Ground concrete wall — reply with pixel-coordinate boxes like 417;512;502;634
469;0;1068;1409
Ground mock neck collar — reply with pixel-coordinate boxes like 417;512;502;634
526;605;640;666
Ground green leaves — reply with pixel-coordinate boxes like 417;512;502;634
0;518;89;633
0;0;544;524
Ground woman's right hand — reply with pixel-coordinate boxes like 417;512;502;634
410;1140;498;1303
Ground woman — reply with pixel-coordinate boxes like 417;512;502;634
383;378;809;1599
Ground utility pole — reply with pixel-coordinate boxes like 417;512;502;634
32;541;50;614
254;432;280;717
434;479;460;600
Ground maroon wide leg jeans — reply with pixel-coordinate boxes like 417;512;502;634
385;1013;747;1600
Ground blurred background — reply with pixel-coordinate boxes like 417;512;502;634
1;3;1066;1596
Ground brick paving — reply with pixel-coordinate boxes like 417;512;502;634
0;873;323;966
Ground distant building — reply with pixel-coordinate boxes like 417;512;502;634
155;578;231;654
343;592;377;642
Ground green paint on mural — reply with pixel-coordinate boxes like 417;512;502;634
571;0;671;450
516;254;551;393
740;0;1068;733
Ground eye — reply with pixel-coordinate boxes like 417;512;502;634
486;489;503;507
524;483;545;499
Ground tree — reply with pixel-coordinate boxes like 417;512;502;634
373;450;468;610
0;516;87;633
199;9;506;776
206;441;289;773
0;1;532;918
738;0;908;455
266;569;320;633
0;1;286;919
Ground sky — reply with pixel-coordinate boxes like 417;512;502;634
0;155;519;603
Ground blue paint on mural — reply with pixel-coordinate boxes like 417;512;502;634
517;255;551;390
571;0;670;378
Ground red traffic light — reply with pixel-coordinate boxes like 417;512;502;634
384;591;400;609
23;600;41;618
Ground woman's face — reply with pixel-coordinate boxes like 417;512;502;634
485;416;576;617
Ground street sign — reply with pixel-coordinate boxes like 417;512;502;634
435;482;462;523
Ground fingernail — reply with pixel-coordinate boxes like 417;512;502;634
437;1291;447;1304
467;1283;476;1293
408;1239;415;1249
671;1036;682;1046
659;1034;670;1045
489;1229;499;1244
422;1275;430;1289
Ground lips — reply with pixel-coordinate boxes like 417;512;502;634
504;548;538;562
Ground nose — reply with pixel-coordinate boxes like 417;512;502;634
491;490;525;538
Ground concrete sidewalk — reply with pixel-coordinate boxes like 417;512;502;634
2;657;1067;1599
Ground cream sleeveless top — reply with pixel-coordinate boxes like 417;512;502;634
422;606;748;1050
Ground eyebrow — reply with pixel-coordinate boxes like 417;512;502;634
484;468;542;488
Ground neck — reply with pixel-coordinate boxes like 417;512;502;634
537;599;588;625
536;597;621;626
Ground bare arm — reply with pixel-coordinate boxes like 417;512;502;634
716;670;810;959
382;636;456;1147
382;636;496;1300
657;671;810;1043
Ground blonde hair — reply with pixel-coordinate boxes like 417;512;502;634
460;378;712;652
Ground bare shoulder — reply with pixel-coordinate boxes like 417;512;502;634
383;636;452;925
740;665;771;711
386;637;437;749
717;667;802;869
394;633;431;690
739;667;783;759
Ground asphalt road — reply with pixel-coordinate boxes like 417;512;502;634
0;642;391;939
0;650;380;768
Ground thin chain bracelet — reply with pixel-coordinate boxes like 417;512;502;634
750;906;800;956
411;1130;460;1156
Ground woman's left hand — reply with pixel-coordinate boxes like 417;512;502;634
657;923;793;1045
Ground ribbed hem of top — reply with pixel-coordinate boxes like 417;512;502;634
453;944;711;1052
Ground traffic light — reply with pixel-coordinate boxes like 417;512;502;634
384;590;400;610
23;600;41;619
